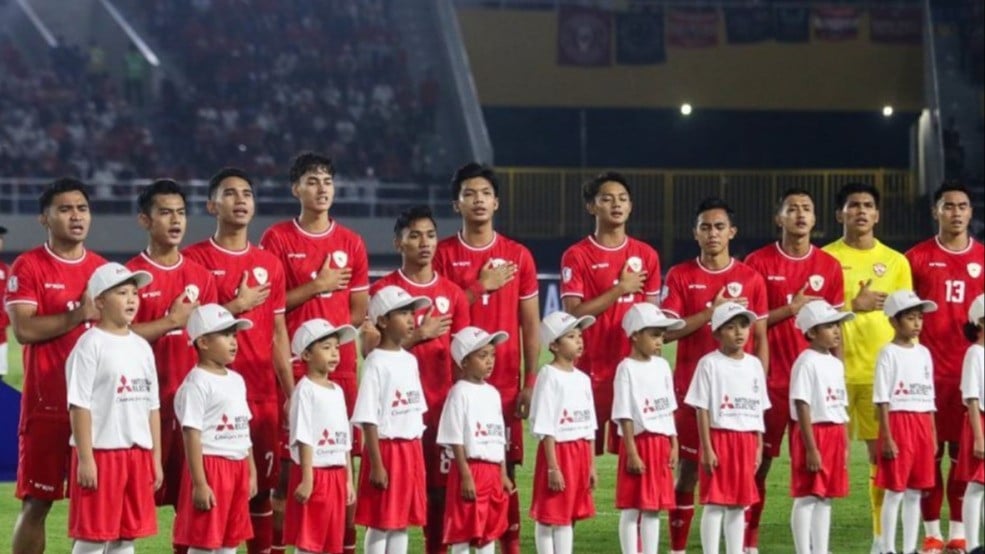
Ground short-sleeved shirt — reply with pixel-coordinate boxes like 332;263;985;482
661;258;768;395
0;260;9;343
560;236;661;384
5;245;107;427
184;239;287;401
289;377;351;467
823;238;912;385
125;252;218;409
960;344;984;406
684;351;770;432
906;237;985;383
370;271;469;416
873;343;935;413
260;219;369;378
174;367;253;460
788;349;849;424
351;348;427;439
434;232;539;393
437;380;506;463
745;243;845;389
611;357;677;436
66;328;160;449
529;364;597;443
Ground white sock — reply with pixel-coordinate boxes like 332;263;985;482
476;542;496;554
106;541;134;554
902;489;922;553
791;496;817;553
925;519;942;539
700;505;725;554
619;509;640;554
881;490;904;553
963;482;984;550
296;549;320;554
72;541;107;554
723;507;744;554
387;529;409;554
553;524;574;554
640;511;660;554
364;527;388;554
535;522;554;554
812;499;832;554
948;520;965;541
450;544;470;554
217;549;237;554
187;549;213;554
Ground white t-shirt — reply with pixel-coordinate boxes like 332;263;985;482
529;364;597;443
289;377;351;467
351;348;427;439
788;349;849;424
960;344;985;407
174;367;253;460
873;343;936;413
685;351;770;432
66;328;160;449
437;380;506;463
611;357;677;437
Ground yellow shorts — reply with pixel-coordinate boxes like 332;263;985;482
846;383;879;441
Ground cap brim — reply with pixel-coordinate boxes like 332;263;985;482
889;300;939;317
391;296;432;315
210;319;254;336
310;325;358;349
96;270;154;296
712;309;758;331
459;331;509;364
574;315;596;331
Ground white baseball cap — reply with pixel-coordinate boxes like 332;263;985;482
187;304;253;341
451;326;509;366
87;262;152;299
795;300;855;332
884;290;938;318
291;318;357;357
969;293;985;324
710;302;758;332
368;285;432;322
540;311;595;346
621;302;685;337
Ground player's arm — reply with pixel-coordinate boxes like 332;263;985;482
182;427;215;510
363;423;387;489
69;405;96;489
967;399;984;459
451;444;475;500
618;419;645;474
285;255;352;311
697;408;717;473
563;261;644;318
794;400;821;472
294;443;314;503
8;300;96;344
542;435;565;491
517;295;541;417
664;291;723;343
150;408;163;490
273;313;294;399
247;447;257;498
130;291;197;342
349;290;369;328
753;318;769;376
876;403;896;459
225;271;271;315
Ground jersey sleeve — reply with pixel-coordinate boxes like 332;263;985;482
610;362;633;422
201;272;218;305
258;227;282;257
872;348;893;404
749;271;769;319
559;248;585;299
788;357;812;405
269;258;287;314
436;386;465;446
174;380;208;431
826;257;846;308
644;247;662;297
895;253;913;291
290;384;316;447
757;361;772;411
684;358;712;410
529;369;558;439
5;255;40;307
660;267;685;318
351;363;381;428
66;335;98;410
451;286;471;333
961;347;983;403
518;246;539;300
349;235;370;292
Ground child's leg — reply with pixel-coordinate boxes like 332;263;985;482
723;507;744;554
535;522;554;554
364;527;388;554
881;490;904;553
901;489;922;553
790;496;817;553
639;511;660;554
387;529;409;553
106;540;135;554
810;498;832;554
963;481;985;550
552;524;573;554
700;505;724;554
618;509;640;554
72;540;108;554
449;544;470;554
475;541;495;554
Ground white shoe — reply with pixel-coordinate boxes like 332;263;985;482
745;549;759;554
870;538;882;554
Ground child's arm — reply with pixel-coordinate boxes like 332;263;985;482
363;423;388;489
618;420;645;474
273;314;295;410
587;439;597;489
247;447;258;498
70;406;97;489
794;400;821;472
183;427;215;510
149;408;163;490
542;436;564;492
451;444;475;500
669;435;679;468
345;452;356;505
500;457;514;493
755;432;763;470
969;399;984;460
876;403;896;459
696;408;717;474
294;443;314;504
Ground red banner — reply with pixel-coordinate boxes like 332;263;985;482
557;6;611;67
666;8;719;49
870;7;922;44
812;6;859;41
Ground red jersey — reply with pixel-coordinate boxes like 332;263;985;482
661;258;768;395
906;237;985;382
434;232;539;393
184;238;287;401
259;218;369;378
5;245;106;427
0;260;9;344
370;270;470;417
745;243;845;389
125;251;218;408
559;235;661;382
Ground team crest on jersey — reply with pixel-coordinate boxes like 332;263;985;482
873;263;887;277
726;282;743;297
562;267;572;283
968;263;982;279
6;275;16;293
490;257;507;268
627;256;643;272
253;267;268;285
332;250;348;268
184;284;200;303
435;296;450;314
808;274;824;291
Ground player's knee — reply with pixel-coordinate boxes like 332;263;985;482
947;441;959;461
250;491;272;512
755;456;773;480
676;459;699;490
20;497;53;522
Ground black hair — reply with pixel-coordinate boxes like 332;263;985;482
289;151;335;184
963;321;981;343
208;167;253;199
932;181;972;205
891;305;925;322
451;162;499;200
777;188;814;213
137;179;186;215
835;182;880;210
695;197;736;227
39;177;90;213
582;171;631;204
394;205;437;236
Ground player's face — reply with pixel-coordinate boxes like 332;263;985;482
208;177;255;227
380;307;416;342
632;327;665;358
197;329;239;366
40;190;91;244
302;336;341;374
96;282;140;327
140;193;187;248
808;321;842;350
396;218;437;267
454;177;499;224
835;192;879;236
293;167;334;214
551;328;584;361
933;190;971;236
891;309;924;342
694;208;736;256
588;181;632;226
462;344;496;382
776;194;816;238
714;317;750;354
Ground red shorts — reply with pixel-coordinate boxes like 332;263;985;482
674;401;700;462
615;432;676;511
934;381;965;443
16;415;70;501
499;388;524;464
956;413;985;484
763;386;791;458
68;448;157;541
157;413;185;507
285;464;348;553
173;455;253;549
442;460;509;546
698;429;761;507
530;439;596;525
281;366;361;460
354;438;427;530
875;411;936;492
248;399;280;490
788;422;849;499
592;379;619;456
